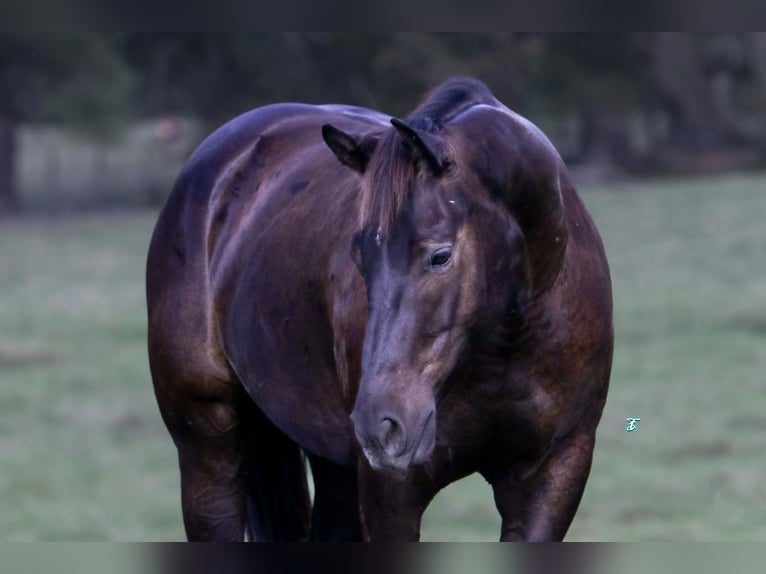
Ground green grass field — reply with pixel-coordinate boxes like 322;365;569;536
1;172;765;541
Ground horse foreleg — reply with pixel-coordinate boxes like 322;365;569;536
488;430;596;542
356;459;429;541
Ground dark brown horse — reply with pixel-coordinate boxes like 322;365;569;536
147;77;613;541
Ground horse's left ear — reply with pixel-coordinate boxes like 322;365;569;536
322;124;372;174
390;118;450;176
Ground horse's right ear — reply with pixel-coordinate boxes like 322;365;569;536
322;124;371;174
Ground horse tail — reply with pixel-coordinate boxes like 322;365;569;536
244;409;312;541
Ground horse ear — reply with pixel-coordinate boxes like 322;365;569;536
390;118;449;175
322;124;371;174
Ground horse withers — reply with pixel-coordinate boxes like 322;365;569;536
146;78;613;541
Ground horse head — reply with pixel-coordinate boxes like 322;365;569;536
322;86;567;473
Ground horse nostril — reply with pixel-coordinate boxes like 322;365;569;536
378;416;407;458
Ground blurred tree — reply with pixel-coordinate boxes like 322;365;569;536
0;32;132;212
118;34;332;122
116;33;545;121
649;33;724;148
534;34;649;164
748;33;766;94
116;32;766;175
117;33;253;121
5;32;766;213
368;33;544;114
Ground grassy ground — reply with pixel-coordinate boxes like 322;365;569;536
1;172;765;541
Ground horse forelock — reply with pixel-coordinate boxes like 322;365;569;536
359;77;497;235
359;129;416;236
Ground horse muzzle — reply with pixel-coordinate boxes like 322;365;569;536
350;404;436;473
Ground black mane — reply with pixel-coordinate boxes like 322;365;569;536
405;77;497;132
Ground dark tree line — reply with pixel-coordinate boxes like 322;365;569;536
3;33;766;211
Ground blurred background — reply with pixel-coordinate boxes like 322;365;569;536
1;33;765;541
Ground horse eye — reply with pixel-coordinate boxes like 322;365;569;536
430;247;452;268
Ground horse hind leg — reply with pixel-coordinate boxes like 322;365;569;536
154;392;244;541
155;368;311;541
153;368;250;541
240;403;312;542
